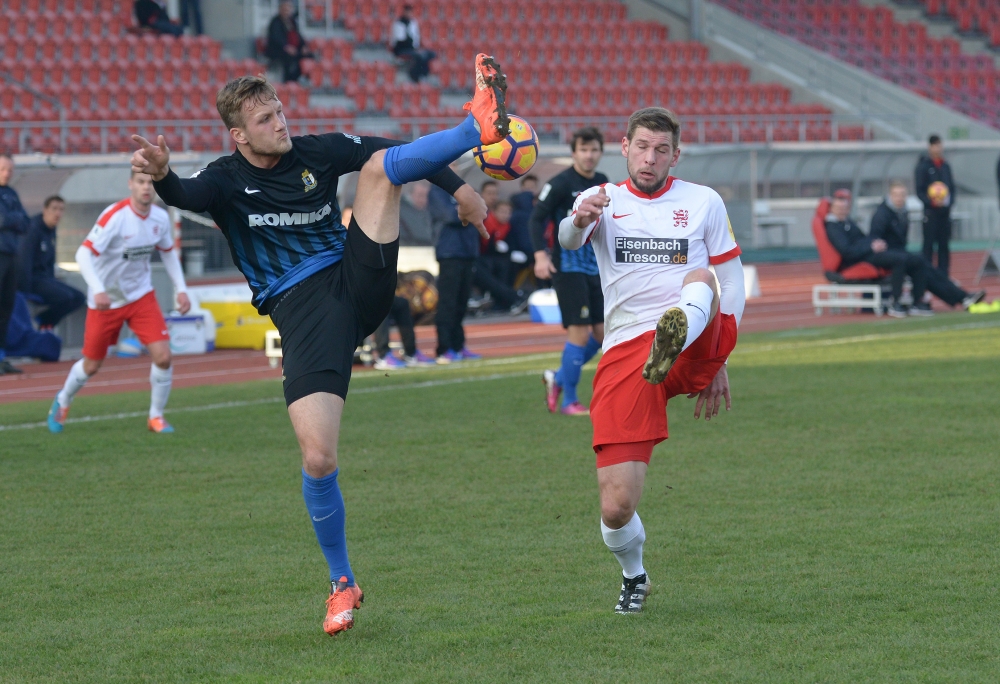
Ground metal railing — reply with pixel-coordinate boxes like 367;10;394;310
0;112;887;156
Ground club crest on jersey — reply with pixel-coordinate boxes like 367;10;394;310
301;170;317;193
673;210;689;228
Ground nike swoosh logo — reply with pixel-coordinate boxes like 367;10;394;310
245;187;261;194
312;509;338;522
612;213;632;219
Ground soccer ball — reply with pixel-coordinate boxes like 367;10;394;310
473;116;539;181
927;180;950;207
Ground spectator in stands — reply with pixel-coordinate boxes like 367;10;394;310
399;180;435;246
508;174;537;258
17;196;85;331
391;4;435;83
480;179;499;213
826;190;983;317
372;295;433;369
869;180;911;251
134;0;183;37
267;0;309;83
430;182;480;362
914;134;955;277
0;153;28;374
179;0;202;36
480;199;513;288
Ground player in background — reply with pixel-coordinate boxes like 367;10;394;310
130;55;511;636
530;127;608;415
48;172;191;434
559;108;746;614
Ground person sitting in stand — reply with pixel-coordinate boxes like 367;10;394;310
391;4;436;83
267;0;310;83
825;189;983;317
134;0;183;36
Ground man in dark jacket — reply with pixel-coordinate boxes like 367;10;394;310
0;154;29;373
134;0;183;36
914;134;955;276
431;183;480;362
18;196;85;330
266;0;309;83
827;190;982;317
869;181;911;251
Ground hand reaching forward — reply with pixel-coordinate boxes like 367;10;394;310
573;186;610;229
131;134;171;182
688;365;732;421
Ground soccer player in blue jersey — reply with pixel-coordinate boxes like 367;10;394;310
530;128;608;415
131;55;511;635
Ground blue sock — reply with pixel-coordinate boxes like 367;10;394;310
583;334;601;365
302;469;354;586
559;342;586;407
382;115;483;186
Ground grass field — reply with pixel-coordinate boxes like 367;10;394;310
2;314;1000;683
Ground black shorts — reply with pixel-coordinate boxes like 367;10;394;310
267;216;398;405
553;271;604;328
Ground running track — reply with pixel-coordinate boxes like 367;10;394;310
2;253;996;405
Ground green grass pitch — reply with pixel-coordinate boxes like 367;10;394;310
2;314;999;682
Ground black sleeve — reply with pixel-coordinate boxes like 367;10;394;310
152;167;226;213
915;160;929;205
826;222;871;263
529;176;564;253
266;17;286;57
17;224;39;289
869;206;887;240
323;134;467;195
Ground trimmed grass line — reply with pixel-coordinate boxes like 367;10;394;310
0;370;542;432
734;318;1000;354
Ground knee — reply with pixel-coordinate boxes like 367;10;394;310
151;349;172;369
601;498;636;529
302;445;338;478
82;357;102;375
683;267;715;288
359;149;394;190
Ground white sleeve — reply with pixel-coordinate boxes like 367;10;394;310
704;192;742;265
159;247;187;295
83;206;121;256
392;20;407;43
558;185;604;251
75;244;105;294
715;255;746;327
410;21;420;48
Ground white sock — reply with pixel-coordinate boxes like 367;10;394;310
677;281;714;351
149;364;173;419
57;359;90;408
601;512;647;579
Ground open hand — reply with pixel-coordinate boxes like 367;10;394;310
688;365;732;421
573;186;610;228
131;134;171;181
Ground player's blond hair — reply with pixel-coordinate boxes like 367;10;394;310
626;107;681;148
216;75;279;130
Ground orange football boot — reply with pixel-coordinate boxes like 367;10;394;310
324;576;364;636
463;53;510;145
147;416;175;433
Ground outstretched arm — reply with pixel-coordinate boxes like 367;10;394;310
559;186;610;250
132;135;222;212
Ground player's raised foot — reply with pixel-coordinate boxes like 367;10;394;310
560;401;590;416
542;369;562;413
147;416;175;433
47;398;69;434
324;576;364;636
615;573;651;614
642;307;688;385
463;53;510;145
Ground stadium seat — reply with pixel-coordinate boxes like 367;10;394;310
811;198;887;282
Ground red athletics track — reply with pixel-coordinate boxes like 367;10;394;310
2;252;997;405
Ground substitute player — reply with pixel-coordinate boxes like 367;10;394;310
48;171;191;434
129;55;511;635
559;108;746;614
530;127;608;415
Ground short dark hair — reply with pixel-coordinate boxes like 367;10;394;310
217;75;279;130
481;180;498;191
571;126;604;152
520;174;538;186
928;134;942;145
43;195;65;208
626;107;681;147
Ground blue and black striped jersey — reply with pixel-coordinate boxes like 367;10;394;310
153;133;463;313
529;166;608;276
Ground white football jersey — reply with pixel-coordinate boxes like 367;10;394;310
81;199;174;308
572;177;742;351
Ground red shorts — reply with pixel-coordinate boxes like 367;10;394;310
591;312;738;468
82;290;170;361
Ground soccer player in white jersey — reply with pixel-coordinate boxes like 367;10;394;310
559;108;746;614
47;171;191;434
